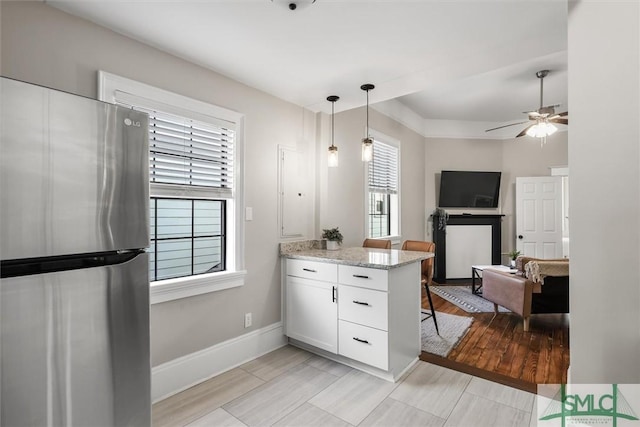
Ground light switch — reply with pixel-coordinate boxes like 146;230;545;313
245;207;253;221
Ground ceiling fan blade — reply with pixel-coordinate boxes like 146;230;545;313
557;111;568;117
549;118;568;125
485;121;530;132
516;123;535;138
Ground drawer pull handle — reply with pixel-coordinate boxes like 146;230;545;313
353;337;370;344
353;300;370;306
353;274;370;279
302;268;317;273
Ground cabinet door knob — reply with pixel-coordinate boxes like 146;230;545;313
518;235;524;240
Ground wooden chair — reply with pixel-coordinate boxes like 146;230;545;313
362;238;392;249
401;240;439;334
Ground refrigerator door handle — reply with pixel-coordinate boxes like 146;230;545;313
0;250;145;279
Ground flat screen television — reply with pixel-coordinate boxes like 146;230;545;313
438;170;501;208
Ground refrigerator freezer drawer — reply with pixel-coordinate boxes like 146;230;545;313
0;253;150;427
0;78;150;260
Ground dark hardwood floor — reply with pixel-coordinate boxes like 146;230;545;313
419;286;570;394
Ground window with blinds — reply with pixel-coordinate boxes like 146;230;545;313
114;95;234;281
367;140;399;238
129;105;235;196
368;140;398;195
99;71;245;296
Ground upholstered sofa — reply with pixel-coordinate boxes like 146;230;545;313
482;256;569;331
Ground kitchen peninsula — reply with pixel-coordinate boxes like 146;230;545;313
280;241;432;382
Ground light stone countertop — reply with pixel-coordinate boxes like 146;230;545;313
280;246;433;270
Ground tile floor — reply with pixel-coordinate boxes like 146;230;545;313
153;345;538;427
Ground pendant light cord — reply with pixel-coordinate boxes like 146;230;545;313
539;75;544;110
366;89;369;137
360;84;374;138
331;100;335;148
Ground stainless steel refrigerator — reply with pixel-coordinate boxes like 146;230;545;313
0;77;151;426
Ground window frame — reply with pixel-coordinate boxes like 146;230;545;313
150;197;227;281
98;71;246;304
364;129;401;245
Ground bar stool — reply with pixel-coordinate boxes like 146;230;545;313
362;238;392;249
401;240;439;335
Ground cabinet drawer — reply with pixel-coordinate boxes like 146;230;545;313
338;285;388;331
338;320;388;370
338;265;388;291
287;258;337;283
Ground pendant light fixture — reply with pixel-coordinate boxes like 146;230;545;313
327;95;339;168
360;84;375;162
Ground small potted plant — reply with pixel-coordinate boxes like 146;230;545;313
322;227;343;251
508;249;521;267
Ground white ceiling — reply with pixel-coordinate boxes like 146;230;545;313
49;0;568;137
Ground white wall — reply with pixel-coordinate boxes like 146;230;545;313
424;137;503;224
423;134;567;258
568;1;640;383
317;108;426;246
501;132;568;256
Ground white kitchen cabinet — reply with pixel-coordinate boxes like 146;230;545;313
283;251;423;382
285;260;338;354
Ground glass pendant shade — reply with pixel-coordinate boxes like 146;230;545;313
526;121;558;138
328;145;339;167
361;137;373;162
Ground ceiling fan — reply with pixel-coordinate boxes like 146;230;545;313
486;69;568;140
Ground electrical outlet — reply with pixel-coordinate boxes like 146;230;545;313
244;312;252;328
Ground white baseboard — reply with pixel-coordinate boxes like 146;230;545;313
151;322;287;403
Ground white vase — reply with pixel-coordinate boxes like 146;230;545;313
326;240;340;251
510;259;516;267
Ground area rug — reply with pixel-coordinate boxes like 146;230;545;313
421;311;473;357
430;285;510;313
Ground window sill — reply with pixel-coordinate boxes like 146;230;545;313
150;270;247;304
389;235;402;246
369;235;402;246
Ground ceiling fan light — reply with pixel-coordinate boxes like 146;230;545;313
545;122;558;136
526;122;558;138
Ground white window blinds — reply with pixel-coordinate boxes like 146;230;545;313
114;92;235;197
368;140;398;194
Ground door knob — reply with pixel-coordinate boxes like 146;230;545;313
518;235;524;239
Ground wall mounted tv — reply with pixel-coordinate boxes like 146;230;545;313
438;170;502;208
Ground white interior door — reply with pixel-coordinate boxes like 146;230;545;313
516;176;563;259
